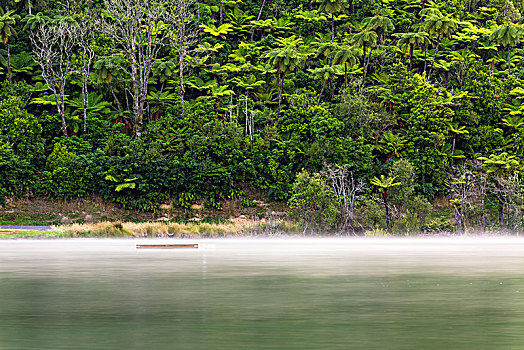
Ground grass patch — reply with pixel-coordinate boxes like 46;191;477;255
0;196;285;227
52;219;302;238
0;230;63;238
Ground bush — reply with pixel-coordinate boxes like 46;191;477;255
0;96;43;163
359;198;386;230
391;195;432;235
288;169;338;230
422;217;456;233
43;143;92;198
388;159;416;211
0;139;33;196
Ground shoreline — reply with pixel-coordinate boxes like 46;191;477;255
1;228;523;239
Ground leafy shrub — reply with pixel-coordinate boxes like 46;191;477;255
388;159;416;211
288;169;338;230
391;195;432;235
0;96;43;162
422;217;456;233
359;198;386;230
0;139;33;196
43;143;92;198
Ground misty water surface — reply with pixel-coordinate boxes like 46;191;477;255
1;238;524;349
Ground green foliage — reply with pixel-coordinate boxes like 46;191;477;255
388;159;416;210
392;195;433;235
43;142;92;199
422;217;456;233
0;96;43;162
0;139;32;196
1;0;524;233
288;169;338;230
359;199;386;230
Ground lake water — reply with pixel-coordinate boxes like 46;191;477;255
1;237;524;349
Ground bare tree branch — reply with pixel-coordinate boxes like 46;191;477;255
99;0;175;136
31;22;78;137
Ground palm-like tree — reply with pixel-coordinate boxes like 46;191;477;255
330;43;360;92
0;8;20;84
21;12;50;31
478;152;520;228
353;28;378;60
263;36;308;118
501;115;524;130
396;31;431;71
315;0;349;44
309;64;343;100
490;23;522;76
422;14;459;77
363;12;394;45
376;131;406;160
371;175;402;230
447;122;469;156
353;28;377;87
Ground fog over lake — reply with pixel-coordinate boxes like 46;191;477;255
1;237;524;349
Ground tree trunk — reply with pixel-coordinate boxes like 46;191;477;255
331;13;335;44
384;189;390;230
250;0;267;40
28;0;32;14
130;60;142;137
481;186;486;232
245;91;248;135
6;41;12;84
343;62;347;96
277;72;285;119
53;90;68;137
219;0;225;24
318;79;326;101
196;0;200;23
110;82;123;112
82;82;88;133
508;45;511;76
179;55;185;108
409;44;414;71
423;46;427;74
256;0;267;20
499;197;504;230
362;47;374;88
454;207;462;233
428;38;440;79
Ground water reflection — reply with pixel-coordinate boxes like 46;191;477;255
1;238;524;349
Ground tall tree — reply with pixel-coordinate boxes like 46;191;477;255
330;43;359;92
363;11;394;46
352;28;377;86
490;22;522;76
422;14;459;78
315;0;348;44
76;17;96;134
170;0;199;108
99;0;174;136
478;152;520;229
31;21;78;137
0;8;19;84
371;175;401;230
396;31;431;71
263;35;308;119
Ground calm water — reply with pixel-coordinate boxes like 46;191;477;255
1;238;524;349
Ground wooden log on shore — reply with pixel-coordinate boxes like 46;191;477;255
136;244;199;249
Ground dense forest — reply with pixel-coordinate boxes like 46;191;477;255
1;0;524;233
